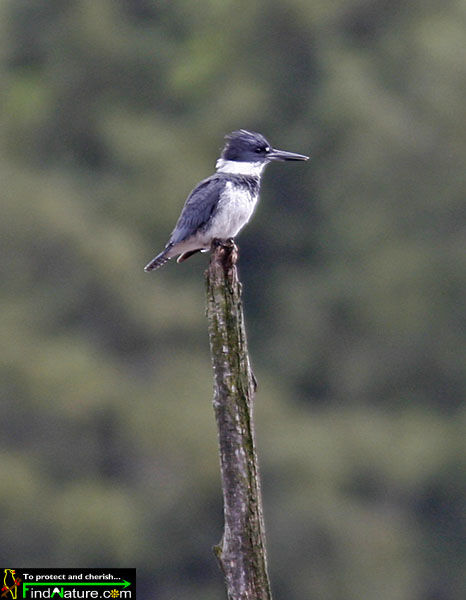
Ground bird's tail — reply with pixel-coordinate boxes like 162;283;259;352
144;245;173;272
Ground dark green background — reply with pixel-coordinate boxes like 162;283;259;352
1;1;464;599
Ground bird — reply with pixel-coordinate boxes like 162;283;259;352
144;129;309;271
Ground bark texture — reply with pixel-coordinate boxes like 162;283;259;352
205;239;272;600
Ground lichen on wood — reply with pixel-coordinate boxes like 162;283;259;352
205;239;272;600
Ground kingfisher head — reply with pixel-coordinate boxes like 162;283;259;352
216;129;309;176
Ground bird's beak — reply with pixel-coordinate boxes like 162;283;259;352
267;148;309;161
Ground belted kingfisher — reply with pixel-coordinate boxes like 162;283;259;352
144;129;309;271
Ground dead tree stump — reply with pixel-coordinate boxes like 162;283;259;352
205;239;273;600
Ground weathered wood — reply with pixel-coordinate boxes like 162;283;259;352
205;239;272;600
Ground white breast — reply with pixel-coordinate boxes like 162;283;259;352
202;181;258;241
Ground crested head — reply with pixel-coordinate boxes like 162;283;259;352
216;129;309;175
221;130;271;162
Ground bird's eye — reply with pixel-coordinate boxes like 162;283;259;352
255;146;269;153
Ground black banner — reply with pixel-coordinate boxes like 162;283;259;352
1;569;135;599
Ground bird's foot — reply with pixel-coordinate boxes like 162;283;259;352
211;237;235;248
211;238;238;270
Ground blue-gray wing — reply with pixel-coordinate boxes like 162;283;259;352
169;175;226;244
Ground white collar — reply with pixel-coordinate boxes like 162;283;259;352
215;158;266;177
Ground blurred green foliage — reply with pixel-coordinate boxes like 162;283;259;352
1;1;465;599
